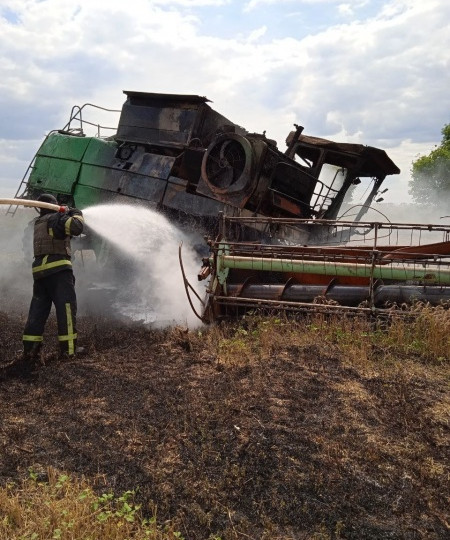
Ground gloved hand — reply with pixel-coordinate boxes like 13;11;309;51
68;207;83;217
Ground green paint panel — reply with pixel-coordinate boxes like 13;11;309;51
39;133;91;160
28;133;118;203
77;140;120;193
30;157;80;194
73;185;107;209
219;254;450;285
78;164;112;189
83;137;117;166
28;133;92;194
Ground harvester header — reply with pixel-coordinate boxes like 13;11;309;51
194;215;450;322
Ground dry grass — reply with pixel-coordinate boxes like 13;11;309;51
0;468;183;540
384;304;450;362
203;305;450;373
0;304;449;539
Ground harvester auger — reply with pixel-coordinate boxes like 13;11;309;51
192;214;450;322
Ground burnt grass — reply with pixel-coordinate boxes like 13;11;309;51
0;310;449;540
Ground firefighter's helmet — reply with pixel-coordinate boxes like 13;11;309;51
37;193;58;215
37;193;58;205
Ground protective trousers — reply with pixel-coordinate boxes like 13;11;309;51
23;270;78;356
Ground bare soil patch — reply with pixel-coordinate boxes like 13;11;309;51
0;310;448;539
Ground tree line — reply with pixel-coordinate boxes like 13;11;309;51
409;123;450;208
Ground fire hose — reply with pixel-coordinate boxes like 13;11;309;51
0;198;67;213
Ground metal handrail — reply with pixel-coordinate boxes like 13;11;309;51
62;103;121;137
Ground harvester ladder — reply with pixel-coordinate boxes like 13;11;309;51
5;130;60;217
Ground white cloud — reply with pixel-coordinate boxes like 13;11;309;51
338;3;354;16
153;0;230;4
0;138;41;198
244;0;291;11
279;1;450;141
0;0;449;204
243;0;364;11
247;25;268;42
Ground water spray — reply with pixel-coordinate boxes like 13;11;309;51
0;198;67;213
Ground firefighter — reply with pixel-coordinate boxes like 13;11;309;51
14;193;84;377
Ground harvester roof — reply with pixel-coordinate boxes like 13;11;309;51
286;132;401;178
123;90;211;104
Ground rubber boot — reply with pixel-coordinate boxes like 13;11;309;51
19;342;41;378
59;345;86;361
1;346;40;380
24;342;42;362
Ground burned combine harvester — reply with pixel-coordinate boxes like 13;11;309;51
12;91;450;318
194;215;450;322
15;91;399;244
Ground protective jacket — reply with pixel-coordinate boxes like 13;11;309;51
23;207;85;357
32;209;84;279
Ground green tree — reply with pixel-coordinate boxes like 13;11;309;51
409;124;450;206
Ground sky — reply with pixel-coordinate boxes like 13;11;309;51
0;0;449;205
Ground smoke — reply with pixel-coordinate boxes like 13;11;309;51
0;204;206;328
339;173;450;226
377;202;450;224
0;206;36;314
2;200;448;326
335;200;450;245
78;204;206;328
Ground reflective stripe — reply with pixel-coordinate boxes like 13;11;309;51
65;217;73;236
72;215;84;222
60;303;76;355
32;257;72;274
58;333;78;341
23;335;44;342
49;228;54;237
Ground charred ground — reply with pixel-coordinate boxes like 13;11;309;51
0;308;449;540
